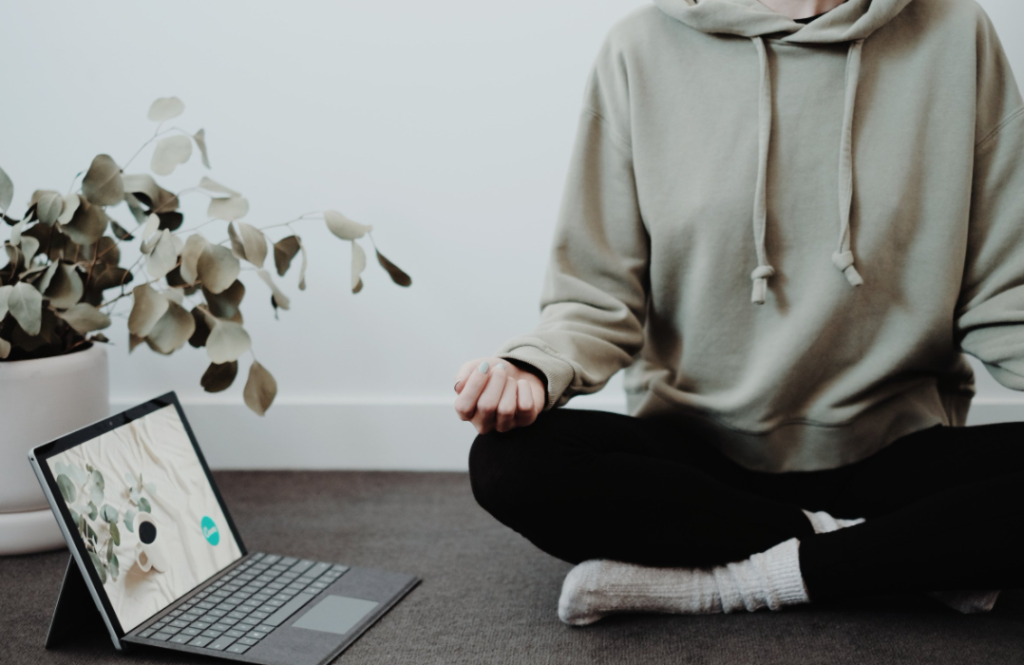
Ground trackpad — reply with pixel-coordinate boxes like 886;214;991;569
291;595;380;635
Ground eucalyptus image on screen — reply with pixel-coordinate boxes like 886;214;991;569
47;405;242;631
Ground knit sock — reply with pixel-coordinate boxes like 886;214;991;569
801;509;1000;613
557;537;809;626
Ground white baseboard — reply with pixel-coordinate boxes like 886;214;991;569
110;395;1024;471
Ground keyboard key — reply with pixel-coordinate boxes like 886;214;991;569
246;631;268;640
206;636;236;651
189;636;214;648
226;629;246;638
238;637;260;646
201;629;224;639
239;617;260;627
192;621;212;630
289;560;315;574
262;555;281;565
227;611;248;620
227;644;250;654
139;628;156;638
151;631;175;641
181;627;202;637
280;556;298;566
170;634;192;644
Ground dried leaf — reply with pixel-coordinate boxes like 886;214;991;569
109;220;134;240
32;190;65;225
298;238;308;290
201;361;237;393
194;128;211;169
60;196;108;245
196;244;241;294
0;165;12;212
129;333;145;353
34;263;59;295
243;361;277;416
203;280;245;323
57;303;111;334
44;264;84;309
148;97;185;122
9;221;23;245
163;286;184;305
376;245;411;282
256;269;290;311
179;234;209;284
123;174;179;213
324;210;372;240
8;282;42;335
188;306;211;348
150;135;192;176
207;196;249;221
273;236;300;277
128;285;169;337
19;235;40;265
55;193;79;225
140;214;160;252
351;240;366;294
228;222;266;267
81;155;125;206
206;319;251;364
198;176;239;197
145;301;195;354
157;211;183;231
146;229;179;281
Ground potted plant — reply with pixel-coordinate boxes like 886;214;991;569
0;97;411;555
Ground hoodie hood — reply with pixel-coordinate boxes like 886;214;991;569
653;0;915;303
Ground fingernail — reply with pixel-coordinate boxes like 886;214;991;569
478;361;489;374
454;381;462;392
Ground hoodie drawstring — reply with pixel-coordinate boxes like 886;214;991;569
748;36;866;305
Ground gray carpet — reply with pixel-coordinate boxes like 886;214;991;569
2;471;1023;664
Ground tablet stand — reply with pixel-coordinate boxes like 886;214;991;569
45;557;108;649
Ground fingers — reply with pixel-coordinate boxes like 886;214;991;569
454;358;482;394
495;374;518;432
473;362;510;433
454;359;493;421
514;379;534;428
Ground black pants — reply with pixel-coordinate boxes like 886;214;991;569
468;408;1024;601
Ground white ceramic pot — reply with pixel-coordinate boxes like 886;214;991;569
0;342;109;555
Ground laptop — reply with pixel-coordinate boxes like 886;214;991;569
28;391;419;665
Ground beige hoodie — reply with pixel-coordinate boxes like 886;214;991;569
495;0;1024;472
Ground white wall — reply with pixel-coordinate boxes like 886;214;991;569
2;0;1023;470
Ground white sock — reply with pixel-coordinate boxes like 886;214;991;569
557;537;809;626
801;508;1001;613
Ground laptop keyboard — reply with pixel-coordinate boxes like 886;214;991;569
134;553;348;655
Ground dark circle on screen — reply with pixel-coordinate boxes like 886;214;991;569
139;521;157;545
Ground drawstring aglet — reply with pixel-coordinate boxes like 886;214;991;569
750;265;775;304
831;250;864;287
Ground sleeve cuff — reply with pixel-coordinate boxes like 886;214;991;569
495;345;575;412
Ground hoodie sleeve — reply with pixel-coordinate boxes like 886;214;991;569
953;10;1024;390
494;35;650;411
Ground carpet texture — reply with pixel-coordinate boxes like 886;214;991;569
2;471;1023;664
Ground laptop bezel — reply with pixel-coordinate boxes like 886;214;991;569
28;390;248;643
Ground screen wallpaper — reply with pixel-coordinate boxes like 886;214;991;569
47;404;242;632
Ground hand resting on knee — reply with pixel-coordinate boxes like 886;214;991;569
453;357;546;434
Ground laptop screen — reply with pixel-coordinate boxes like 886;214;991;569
45;403;243;632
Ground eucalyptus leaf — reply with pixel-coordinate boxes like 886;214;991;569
108;552;119;580
375;248;411;287
229;222;267;267
198;176;239;197
88;551;107;584
81;154;125;206
207;196;249;222
19;235;40;265
256;269;290;311
179;234;209;284
273;236;300;277
145;300;195;354
60;196;108;245
146;229;179;280
0;284;12;321
243;361;277;416
128;285;170;337
34;263;59;296
55;192;80;225
138;497;151;513
124;472;136;487
57;303;111;334
351;240;366;294
100;504;118;523
43;264;84;309
9;282;43;335
33;190;65;225
9;220;23;245
91;470;105;492
88;501;98;520
56;474;77;503
109;522;121;547
203;280;244;323
0;164;12;212
196;244;241;294
124;508;136;533
201;360;238;393
148;96;185;122
194;128;211;168
89;484;103;507
140;214;160;251
123;174;179;213
324;210;372;240
206;319;252;364
151;134;193;176
109;220;134;241
189;306;211;348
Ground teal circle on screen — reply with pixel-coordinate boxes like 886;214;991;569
201;516;220;546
